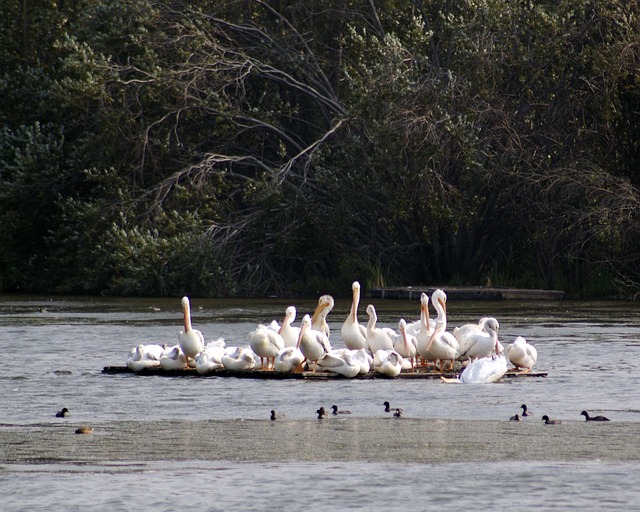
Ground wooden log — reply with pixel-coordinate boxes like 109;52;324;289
102;366;547;380
369;286;564;301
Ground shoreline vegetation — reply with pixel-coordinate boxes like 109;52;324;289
2;2;640;299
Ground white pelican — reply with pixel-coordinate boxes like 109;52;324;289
365;304;396;353
415;293;436;366
352;348;373;374
159;345;188;370
457;317;501;361
195;339;226;374
456;317;501;359
297;314;332;372
311;294;335;338
393;318;418;371
454;317;492;343
178;296;205;368
221;346;256;371
406;293;436;336
431;289;448;326
278;306;301;348
420;289;451;367
424;321;461;371
373;349;403;377
505;336;538;372
317;350;360;378
126;343;164;371
341;281;368;350
458;354;507;383
249;324;285;370
274;346;305;373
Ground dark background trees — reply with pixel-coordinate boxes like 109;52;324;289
1;0;639;297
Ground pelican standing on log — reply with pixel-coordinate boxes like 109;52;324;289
178;296;205;368
297;314;332;372
311;295;335;338
341;281;368;350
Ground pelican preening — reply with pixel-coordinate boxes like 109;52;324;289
457;317;501;361
505;336;538;372
311;294;335;338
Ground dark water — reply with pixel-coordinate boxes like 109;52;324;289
1;294;640;510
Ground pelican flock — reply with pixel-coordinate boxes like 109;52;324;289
124;289;538;383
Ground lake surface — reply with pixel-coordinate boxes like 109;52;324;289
1;294;640;510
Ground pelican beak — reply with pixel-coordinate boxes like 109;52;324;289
296;321;307;349
311;300;328;324
352;287;360;322
426;329;437;353
439;297;446;316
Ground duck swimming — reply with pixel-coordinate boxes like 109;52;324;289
331;405;351;415
393;408;404;418
581;410;610;422
541;415;561;425
510;414;521;422
317;407;329;419
520;404;533;416
383;401;392;412
270;410;285;420
55;407;70;418
75;425;93;434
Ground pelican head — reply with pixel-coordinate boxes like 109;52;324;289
311;294;335;324
432;289;447;314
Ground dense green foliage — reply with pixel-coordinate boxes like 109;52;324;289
1;0;639;297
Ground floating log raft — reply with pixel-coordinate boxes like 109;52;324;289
102;366;547;380
369;286;565;301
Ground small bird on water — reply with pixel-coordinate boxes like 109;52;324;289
75;425;93;434
55;408;70;418
393;408;404;418
541;415;561;425
510;414;521;422
317;407;328;419
331;405;351;415
581;410;610;422
383;401;392;413
270;410;285;421
520;404;533;416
